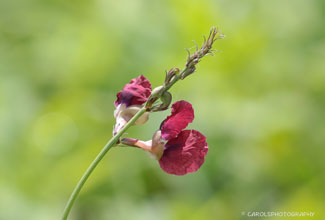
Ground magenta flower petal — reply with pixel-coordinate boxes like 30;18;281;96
159;130;208;175
160;101;194;141
115;75;152;107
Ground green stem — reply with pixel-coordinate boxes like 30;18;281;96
62;107;147;220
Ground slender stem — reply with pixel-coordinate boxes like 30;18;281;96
62;107;147;220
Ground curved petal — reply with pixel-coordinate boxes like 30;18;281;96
159;130;208;175
115;75;152;107
160;101;194;141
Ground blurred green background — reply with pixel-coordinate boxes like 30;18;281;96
1;0;325;219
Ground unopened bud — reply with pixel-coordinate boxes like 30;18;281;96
146;86;164;108
181;66;196;79
165;68;180;86
151;91;172;112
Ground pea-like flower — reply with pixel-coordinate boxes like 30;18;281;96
113;75;152;135
122;101;209;175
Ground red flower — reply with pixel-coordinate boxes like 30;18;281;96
115;75;152;107
122;100;209;176
159;129;208;175
158;101;208;175
113;75;151;135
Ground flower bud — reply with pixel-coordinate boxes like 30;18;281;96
151;91;172;112
165;68;180;86
180;66;196;79
145;86;164;108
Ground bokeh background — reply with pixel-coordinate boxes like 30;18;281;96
1;0;325;219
